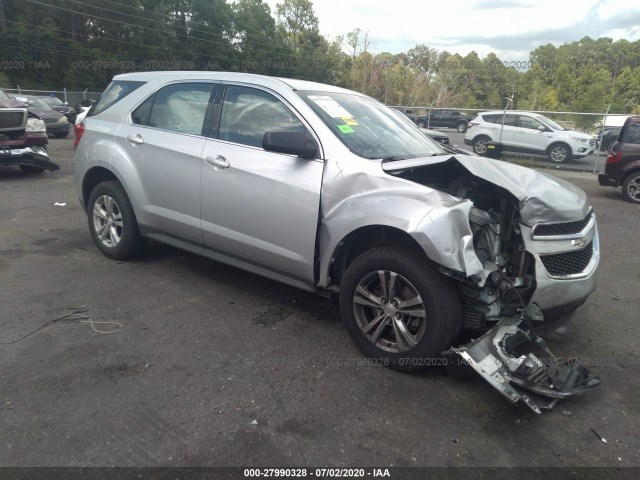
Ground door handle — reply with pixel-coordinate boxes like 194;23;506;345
205;155;230;169
126;134;144;145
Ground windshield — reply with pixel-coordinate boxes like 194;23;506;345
43;97;63;105
0;90;9;100
298;90;446;160
27;98;52;110
539;115;566;131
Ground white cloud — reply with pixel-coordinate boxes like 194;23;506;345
264;0;640;59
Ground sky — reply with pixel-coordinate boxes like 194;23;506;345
264;0;640;61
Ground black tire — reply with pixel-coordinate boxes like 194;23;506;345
472;135;491;155
547;143;572;163
456;121;467;133
19;165;46;174
54;132;69;138
417;121;426;128
86;180;145;259
622;172;640;204
339;246;462;372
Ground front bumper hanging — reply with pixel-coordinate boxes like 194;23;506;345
0;146;59;171
443;306;601;414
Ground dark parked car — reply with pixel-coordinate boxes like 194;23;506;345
8;94;71;138
40;96;77;123
74;98;96;114
596;126;621;152
391;106;421;122
420;127;449;145
415;109;469;132
598;116;640;203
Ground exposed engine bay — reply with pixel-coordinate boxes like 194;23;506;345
384;156;601;413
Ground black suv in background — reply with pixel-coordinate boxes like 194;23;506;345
598;116;640;203
415;109;469;132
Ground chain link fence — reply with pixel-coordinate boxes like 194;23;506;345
3;88;102;109
389;106;627;173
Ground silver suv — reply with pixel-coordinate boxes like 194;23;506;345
75;72;600;410
464;110;595;163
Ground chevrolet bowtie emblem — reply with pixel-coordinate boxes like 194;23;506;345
571;238;587;248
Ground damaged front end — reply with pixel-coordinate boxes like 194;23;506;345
382;155;601;412
0;101;59;172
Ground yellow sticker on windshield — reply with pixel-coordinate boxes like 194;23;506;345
342;116;359;126
338;124;355;134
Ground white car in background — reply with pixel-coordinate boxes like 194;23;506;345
464;110;596;163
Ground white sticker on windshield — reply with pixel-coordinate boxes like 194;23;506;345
308;95;352;118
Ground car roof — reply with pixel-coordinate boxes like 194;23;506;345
479;110;544;118
112;71;358;96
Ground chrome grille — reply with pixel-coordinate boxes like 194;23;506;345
0;110;27;130
533;212;592;237
540;241;594;276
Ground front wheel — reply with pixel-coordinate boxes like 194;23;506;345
339;247;462;372
87;180;145;259
456;122;467;133
547;143;572;163
622;172;640;204
417;121;427;128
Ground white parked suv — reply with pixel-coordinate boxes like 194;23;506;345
464;111;595;163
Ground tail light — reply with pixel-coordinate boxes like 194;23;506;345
468;122;479;128
73;122;85;150
606;150;622;165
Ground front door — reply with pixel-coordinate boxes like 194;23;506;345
200;84;324;288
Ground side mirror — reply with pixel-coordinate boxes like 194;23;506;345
262;131;319;159
538;125;547;132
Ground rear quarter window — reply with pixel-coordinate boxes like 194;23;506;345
89;80;145;117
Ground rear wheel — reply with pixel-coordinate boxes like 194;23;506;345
417;120;427;128
339;246;462;372
472;135;491;155
622;172;640;204
87;180;145;259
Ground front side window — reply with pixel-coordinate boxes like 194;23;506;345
141;83;214;135
219;85;306;148
539;115;566;131
518;115;545;130
298;91;445;160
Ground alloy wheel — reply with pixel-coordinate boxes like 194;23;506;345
92;195;123;247
352;270;427;353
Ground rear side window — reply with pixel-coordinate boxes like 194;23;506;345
89;80;145;117
620;120;640;145
132;83;215;136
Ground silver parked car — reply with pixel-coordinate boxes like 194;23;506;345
75;72;601;412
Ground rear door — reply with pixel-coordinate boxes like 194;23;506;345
116;82;217;242
199;84;324;289
492;114;519;147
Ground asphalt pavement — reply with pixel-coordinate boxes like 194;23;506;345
1;135;639;468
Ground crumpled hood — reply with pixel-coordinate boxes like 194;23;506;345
382;154;590;226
